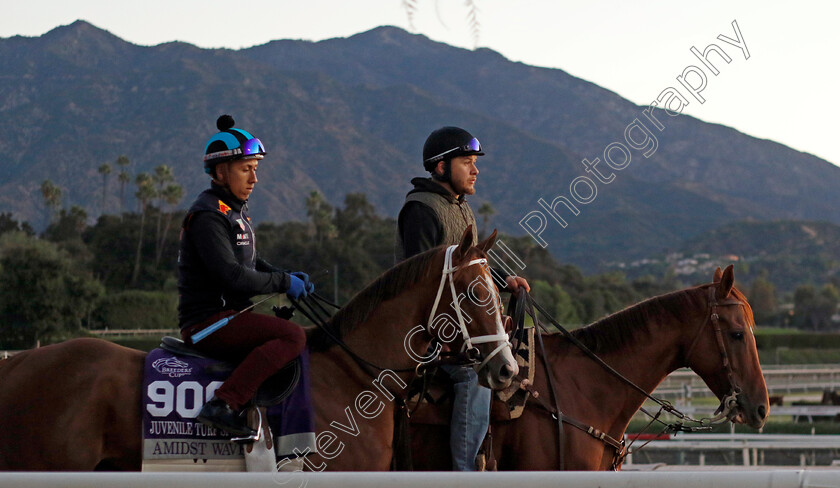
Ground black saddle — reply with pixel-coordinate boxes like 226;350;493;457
159;336;301;407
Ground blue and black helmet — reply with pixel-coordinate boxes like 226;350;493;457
203;115;266;174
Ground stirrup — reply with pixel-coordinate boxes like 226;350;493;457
231;406;264;444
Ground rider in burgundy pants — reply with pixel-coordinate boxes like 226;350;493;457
178;114;313;436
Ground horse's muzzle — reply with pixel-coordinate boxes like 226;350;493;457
733;398;768;429
479;345;518;390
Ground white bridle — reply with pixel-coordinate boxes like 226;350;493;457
426;245;512;371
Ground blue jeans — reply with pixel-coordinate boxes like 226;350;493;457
441;364;491;471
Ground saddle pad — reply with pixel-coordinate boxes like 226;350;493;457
142;347;316;460
493;326;535;421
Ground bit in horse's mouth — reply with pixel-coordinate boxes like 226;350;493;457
726;399;745;423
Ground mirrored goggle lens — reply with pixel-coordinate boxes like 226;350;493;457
424;137;483;163
242;138;266;156
464;137;481;152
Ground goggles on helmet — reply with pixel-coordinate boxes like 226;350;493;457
423;137;482;164
203;137;266;162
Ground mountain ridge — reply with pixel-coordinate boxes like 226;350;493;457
1;20;837;271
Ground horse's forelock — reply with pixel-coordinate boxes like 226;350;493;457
729;286;756;328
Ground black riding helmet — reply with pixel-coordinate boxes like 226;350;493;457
422;127;484;181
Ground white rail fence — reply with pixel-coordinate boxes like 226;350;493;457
625;434;840;467
656;367;840;398
1;471;839;488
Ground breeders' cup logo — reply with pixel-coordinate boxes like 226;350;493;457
152;357;192;378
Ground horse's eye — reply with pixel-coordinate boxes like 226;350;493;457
730;331;745;341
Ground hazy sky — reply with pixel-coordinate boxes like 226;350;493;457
3;0;838;166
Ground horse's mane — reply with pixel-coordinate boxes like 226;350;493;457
307;246;443;351
569;285;713;355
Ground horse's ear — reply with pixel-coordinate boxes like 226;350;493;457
477;229;498;253
713;266;723;283
716;264;735;300
453;225;475;262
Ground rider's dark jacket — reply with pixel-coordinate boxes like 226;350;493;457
396;177;509;286
177;182;291;328
396;177;477;260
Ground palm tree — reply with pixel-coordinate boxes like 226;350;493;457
117;172;130;217
477;202;495;239
155;183;184;268
116;155;131;216
152;165;175;262
97;163;111;214
306;191;336;247
131;173;156;287
40;180;62;225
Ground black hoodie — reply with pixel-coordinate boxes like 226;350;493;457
397;177;509;286
177;182;291;328
397;177;473;258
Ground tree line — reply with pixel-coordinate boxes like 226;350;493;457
1;158;838;349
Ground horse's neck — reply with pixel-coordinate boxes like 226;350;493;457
557;293;707;431
590;316;688;396
324;282;432;376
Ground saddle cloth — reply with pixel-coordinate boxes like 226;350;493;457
142;346;316;461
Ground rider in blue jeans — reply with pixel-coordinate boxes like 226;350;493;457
396;127;530;470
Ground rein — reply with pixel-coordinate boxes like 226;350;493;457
513;285;744;469
295;246;512;471
289;293;414;374
292;245;511;377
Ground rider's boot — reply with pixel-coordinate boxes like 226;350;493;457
197;397;257;438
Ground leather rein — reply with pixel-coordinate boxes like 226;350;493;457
289;244;511;377
285;247;512;471
511;284;746;470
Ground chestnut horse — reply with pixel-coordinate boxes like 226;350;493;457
412;265;769;470
0;227;517;471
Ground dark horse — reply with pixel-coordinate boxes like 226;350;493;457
412;265;769;470
0;227;518;471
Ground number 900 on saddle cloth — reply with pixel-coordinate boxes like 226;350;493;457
142;337;316;463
